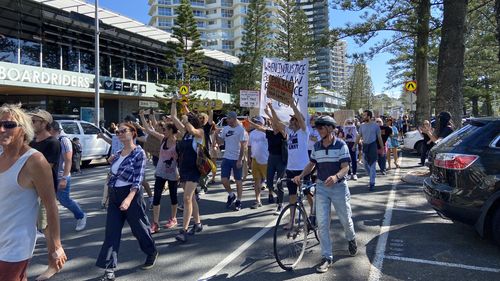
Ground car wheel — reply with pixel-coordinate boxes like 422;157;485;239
492;207;500;246
414;141;423;156
81;160;92;167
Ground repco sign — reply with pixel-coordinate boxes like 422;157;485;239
0;65;92;88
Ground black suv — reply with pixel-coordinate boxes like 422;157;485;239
423;118;500;245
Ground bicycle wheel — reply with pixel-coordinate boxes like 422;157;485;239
273;204;308;271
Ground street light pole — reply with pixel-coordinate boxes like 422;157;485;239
94;0;100;127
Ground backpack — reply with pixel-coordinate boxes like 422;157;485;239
59;136;79;155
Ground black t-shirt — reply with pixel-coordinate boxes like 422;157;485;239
266;129;285;155
136;127;146;147
438;126;454;139
378;126;393;148
30;136;61;191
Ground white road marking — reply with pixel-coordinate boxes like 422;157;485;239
197;217;278;281
367;164;401;281
384;255;500;273
392;207;436;214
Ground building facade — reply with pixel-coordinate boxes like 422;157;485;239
308;86;346;113
148;0;280;56
0;0;237;125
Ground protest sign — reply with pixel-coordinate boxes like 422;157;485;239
266;75;294;105
240;90;260;108
260;58;309;122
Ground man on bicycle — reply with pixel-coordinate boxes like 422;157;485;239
293;115;357;273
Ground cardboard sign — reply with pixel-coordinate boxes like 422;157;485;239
332;110;355;126
266;75;294;106
240;90;260;108
192;99;223;111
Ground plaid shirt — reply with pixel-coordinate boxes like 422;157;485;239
108;146;146;191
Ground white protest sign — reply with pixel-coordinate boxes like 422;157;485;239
260;58;309;122
240;90;260;108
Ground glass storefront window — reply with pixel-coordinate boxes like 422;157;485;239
148;65;158;83
137;62;147;82
111;56;123;78
100;55;110;77
0;36;18;63
20;39;40;66
124;59;136;80
42;42;60;69
61;46;79;72
80;49;95;74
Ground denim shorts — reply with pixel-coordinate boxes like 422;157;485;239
221;159;242;181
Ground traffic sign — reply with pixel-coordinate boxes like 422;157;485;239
405;81;417;92
179;84;189;95
181;96;189;103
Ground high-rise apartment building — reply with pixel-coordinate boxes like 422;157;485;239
148;0;280;56
296;0;349;93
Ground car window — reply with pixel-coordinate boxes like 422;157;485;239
81;122;100;135
436;124;481;148
61;122;80;134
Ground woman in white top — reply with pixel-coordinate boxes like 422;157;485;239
0;103;66;281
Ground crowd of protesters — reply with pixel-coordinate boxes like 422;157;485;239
0;99;458;280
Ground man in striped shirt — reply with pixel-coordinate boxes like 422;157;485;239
293;115;357;273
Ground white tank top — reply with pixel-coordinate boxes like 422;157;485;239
0;148;39;262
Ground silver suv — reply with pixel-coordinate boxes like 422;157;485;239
55;120;111;166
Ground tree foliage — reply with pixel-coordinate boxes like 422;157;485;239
345;62;374;111
231;0;272;103
161;0;208;97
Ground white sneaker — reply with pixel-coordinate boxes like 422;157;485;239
352;175;358;180
273;204;283;216
75;213;87;231
36;230;45;240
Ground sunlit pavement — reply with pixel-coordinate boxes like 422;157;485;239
27;152;500;281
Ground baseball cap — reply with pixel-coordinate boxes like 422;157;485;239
226;111;237;119
50;121;62;131
251;116;265;124
29;109;53;124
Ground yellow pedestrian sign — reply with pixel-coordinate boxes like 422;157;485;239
179;84;189;95
405;81;417;92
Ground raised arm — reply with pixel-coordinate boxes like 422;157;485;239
268;102;286;136
208;109;214;125
247;118;266;132
291;102;307;131
139;110;164;141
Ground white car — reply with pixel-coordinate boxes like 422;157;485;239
55;120;111;166
403;130;424;154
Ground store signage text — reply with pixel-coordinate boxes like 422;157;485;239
0;66;91;88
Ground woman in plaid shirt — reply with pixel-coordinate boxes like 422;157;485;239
96;123;158;281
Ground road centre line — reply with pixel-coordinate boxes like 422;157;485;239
197;217;278;281
384;255;500;273
367;163;401;281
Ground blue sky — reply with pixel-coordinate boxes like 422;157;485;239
97;1;395;96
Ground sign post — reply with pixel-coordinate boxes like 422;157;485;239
404;81;417;112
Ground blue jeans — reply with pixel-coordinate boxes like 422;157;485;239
221;159;242;180
56;177;85;220
315;181;356;260
363;155;377;186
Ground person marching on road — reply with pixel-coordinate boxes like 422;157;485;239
170;98;205;243
49;121;87;232
29;109;63;281
356;110;384;191
293;115;357;273
96;122;158;281
375;118;392;175
0;104;67;281
268;101;309;216
386;117;400;169
343;119;358;180
139;110;180;233
216;111;248;211
247;116;269;209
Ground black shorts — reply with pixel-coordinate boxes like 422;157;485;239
286;170;302;195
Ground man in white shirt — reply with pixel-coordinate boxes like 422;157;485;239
216;112;248;211
248;116;269;209
268;102;309;214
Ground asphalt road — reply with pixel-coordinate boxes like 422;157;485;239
27;152;500;281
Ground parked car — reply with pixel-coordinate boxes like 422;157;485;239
403;130;424;154
423;118;500;245
55;120;111;166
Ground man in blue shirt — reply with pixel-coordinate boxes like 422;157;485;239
293;116;357;273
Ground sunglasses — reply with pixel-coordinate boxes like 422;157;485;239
116;129;130;135
0;120;20;129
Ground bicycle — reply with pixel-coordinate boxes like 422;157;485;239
273;178;319;271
